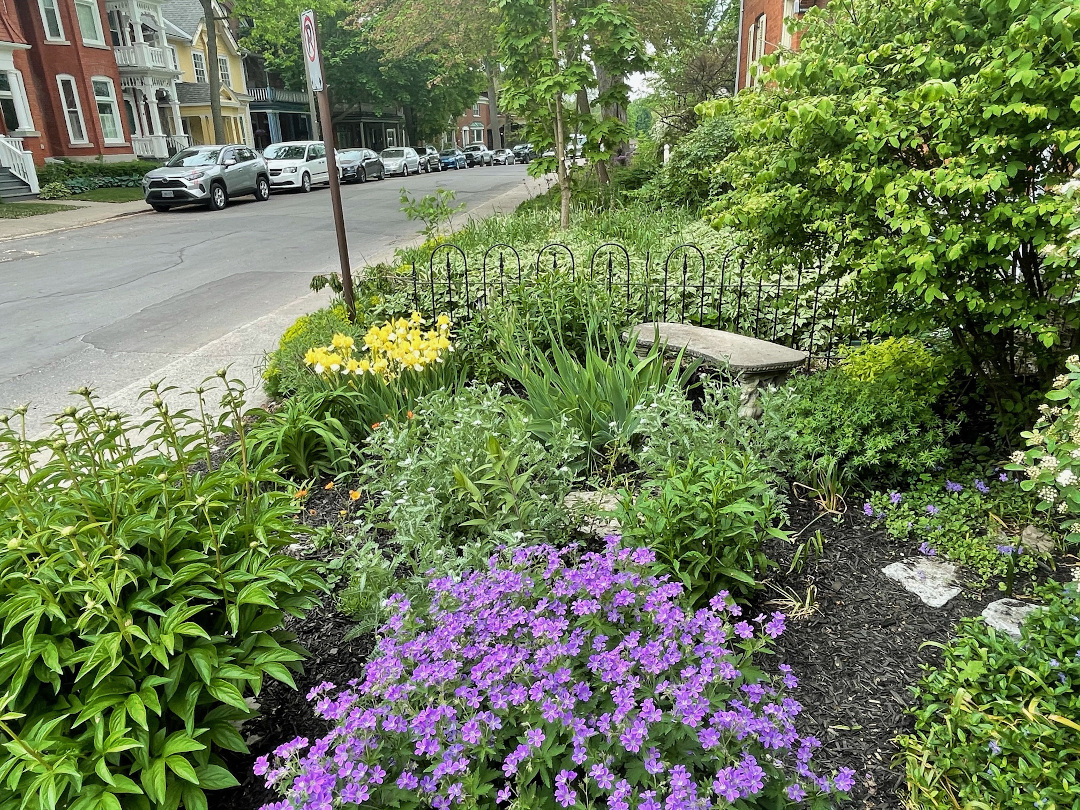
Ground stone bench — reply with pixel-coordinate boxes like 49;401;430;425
627;322;808;418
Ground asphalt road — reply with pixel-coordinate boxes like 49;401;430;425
0;163;539;436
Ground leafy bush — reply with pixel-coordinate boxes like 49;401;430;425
761;367;950;490
840;337;949;399
497;319;698;476
263;306;356;399
899;581;1080;809
1010;353;1080;543
618;453;786;604
37;182;70;200
651;113;737;208
246;389;361;480
257;538;852;810
867;473;1041;583
36;159;161;186
0;382;323;810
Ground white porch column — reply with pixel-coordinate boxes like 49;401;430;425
5;70;34;132
169;93;182;137
129;0;144;43
145;80;164;136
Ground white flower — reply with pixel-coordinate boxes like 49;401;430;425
1057;469;1077;487
314;364;325;374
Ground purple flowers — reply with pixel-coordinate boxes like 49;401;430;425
890;491;902;505
926;504;940;515
919;541;937;557
996;544;1020;556
946;480;963;493
863;502;875;517
975;479;991;494
256;538;846;810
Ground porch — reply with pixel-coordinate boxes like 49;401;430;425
0;136;39;200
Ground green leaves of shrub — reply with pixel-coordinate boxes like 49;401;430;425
617;453;786;605
899;582;1080;809
0;383;324;810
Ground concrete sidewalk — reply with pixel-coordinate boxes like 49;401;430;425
0;199;148;242
30;173;550;438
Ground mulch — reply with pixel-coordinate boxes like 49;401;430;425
212;481;1071;810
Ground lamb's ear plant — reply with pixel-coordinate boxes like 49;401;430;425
0;376;325;810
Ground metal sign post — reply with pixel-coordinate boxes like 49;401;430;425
300;8;355;322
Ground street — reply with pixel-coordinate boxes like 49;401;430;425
0;164;540;436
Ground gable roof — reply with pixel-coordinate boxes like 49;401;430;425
161;0;204;37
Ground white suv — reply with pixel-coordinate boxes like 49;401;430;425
264;141;330;192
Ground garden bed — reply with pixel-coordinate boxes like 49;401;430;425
213;481;1074;810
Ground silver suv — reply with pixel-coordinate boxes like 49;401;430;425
142;144;271;212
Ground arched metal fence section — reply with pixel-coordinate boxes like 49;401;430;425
409;242;870;364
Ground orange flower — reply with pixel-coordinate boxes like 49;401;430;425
293;487;308;499
349;490;362;501
324;481;335;490
372;422;381;429
407;411;414;419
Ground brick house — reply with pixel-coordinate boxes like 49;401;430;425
734;0;826;91
445;93;491;150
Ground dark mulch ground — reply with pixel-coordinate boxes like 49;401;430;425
213;481;1070;810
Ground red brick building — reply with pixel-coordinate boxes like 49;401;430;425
734;0;825;91
445;93;492;150
1;0;134;179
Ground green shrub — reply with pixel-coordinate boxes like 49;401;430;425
36;159;161;186
652;113;737;208
617;453;785;604
840;336;949;398
0;382;323;810
899;582;1080;810
761;366;951;490
37;182;70;200
263;306;355;398
245;389;361;480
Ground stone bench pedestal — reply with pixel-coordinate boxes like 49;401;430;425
627;322;808;418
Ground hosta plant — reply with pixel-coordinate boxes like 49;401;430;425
0;378;324;810
257;537;852;810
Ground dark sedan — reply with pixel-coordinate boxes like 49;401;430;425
417;145;443;172
337;148;384;183
512;143;535;163
439;148;467;170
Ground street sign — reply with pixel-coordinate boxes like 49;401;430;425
300;9;324;92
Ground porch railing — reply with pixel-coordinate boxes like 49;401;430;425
0;136;39;194
132;134;190;159
113;43;174;71
248;87;309;104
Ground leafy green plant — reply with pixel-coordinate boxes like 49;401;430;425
651;112;737;208
497;318;698;476
761;367;951;490
617;453;786;604
335;539;396;635
399;188;465;239
899;582;1080;810
263;305;355;398
36;182;70;201
840;337;949;399
0;378;324;810
245;390;359;480
452;436;544;536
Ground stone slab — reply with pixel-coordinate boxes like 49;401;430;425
564;491;622;538
628;322;808;374
882;557;962;608
981;599;1040;640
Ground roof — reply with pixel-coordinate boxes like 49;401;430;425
163;17;190;41
161;0;204;37
0;5;26;45
175;81;211;104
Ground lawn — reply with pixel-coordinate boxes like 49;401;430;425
0;201;81;218
63;186;145;203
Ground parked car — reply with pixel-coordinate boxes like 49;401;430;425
381;147;421;176
463;144;493;166
439;148;467;170
511;143;535;163
337;148;384;183
142;144;270;212
263;141;330;192
492;148;516;165
417;145;442;172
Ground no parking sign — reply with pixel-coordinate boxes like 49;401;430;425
300;9;324;91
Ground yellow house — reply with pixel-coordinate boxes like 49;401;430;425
162;0;252;146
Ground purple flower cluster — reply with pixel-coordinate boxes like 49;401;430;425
257;537;846;810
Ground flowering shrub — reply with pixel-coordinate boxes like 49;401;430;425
867;474;1041;583
899;581;1080;809
257;537;851;810
839;337;949;399
304;313;453;380
1010;354;1080;543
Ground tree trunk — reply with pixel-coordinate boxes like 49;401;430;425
575;87;610;185
484;61;502;149
595;62;625;183
551;0;570;229
200;0;226;143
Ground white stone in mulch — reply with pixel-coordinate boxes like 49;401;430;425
881;557;963;608
564;491;622;538
981;599;1041;640
1021;524;1055;556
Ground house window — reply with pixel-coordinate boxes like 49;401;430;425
461;127;468;145
107;9;123;45
92;77;123;143
473;103;480;116
192;51;207;83
0;72;33;133
217;56;231;88
754;14;767;62
169;46;179;70
56;75;88;144
746;13;767;87
38;0;65;41
781;0;798;49
471;125;484;143
74;0;106;46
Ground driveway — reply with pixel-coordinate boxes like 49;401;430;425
0;164;546;437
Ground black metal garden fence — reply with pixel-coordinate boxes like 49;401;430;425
407;242;873;363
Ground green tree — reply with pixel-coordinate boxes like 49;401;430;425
704;0;1080;416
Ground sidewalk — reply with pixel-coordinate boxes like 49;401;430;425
0;199;147;242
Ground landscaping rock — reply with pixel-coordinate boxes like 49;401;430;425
981;598;1040;640
564;491;621;538
626;323;808;419
1021;524;1055;556
881;558;963;608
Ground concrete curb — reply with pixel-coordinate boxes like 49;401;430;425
0;203;149;243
